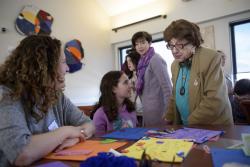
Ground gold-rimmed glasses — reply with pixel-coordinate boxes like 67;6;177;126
166;42;189;50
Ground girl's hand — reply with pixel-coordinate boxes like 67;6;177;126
122;122;129;128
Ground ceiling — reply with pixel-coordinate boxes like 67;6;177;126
96;0;157;16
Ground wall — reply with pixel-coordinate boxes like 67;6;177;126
1;0;249;105
198;11;250;76
110;0;250;76
110;0;250;42
0;0;112;106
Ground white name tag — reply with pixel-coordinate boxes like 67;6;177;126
48;120;59;131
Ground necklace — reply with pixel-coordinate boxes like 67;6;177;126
180;67;188;96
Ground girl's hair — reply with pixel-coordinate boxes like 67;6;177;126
122;49;140;79
234;79;250;96
91;71;135;121
0;35;61;120
164;19;204;47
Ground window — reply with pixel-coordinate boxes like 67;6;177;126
118;39;174;77
230;19;250;81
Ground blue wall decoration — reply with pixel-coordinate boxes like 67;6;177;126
64;39;84;73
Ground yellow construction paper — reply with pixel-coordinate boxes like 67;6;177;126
122;137;193;163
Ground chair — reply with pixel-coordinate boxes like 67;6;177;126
78;105;94;117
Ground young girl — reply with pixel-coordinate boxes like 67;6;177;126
92;71;137;135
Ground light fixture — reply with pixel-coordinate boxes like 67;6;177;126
112;14;167;32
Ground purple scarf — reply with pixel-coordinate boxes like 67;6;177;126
136;47;155;95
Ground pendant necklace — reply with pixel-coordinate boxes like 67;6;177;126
180;67;187;96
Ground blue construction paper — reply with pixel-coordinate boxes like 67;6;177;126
153;127;224;144
35;161;69;167
211;148;250;167
102;128;157;140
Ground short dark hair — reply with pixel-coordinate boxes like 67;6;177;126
164;19;204;47
234;79;250;96
132;31;152;47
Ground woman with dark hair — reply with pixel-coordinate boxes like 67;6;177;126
122;50;143;115
131;31;172;127
234;79;250;96
164;19;233;125
92;71;137;135
123;49;140;79
232;79;250;124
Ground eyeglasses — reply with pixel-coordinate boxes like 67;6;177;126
166;42;189;50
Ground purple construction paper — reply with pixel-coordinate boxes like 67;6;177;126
153;127;224;144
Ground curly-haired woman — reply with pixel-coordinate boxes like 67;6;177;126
0;35;95;166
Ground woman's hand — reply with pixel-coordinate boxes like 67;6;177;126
54;138;80;152
56;126;86;141
164;118;173;125
79;122;95;139
53;124;95;152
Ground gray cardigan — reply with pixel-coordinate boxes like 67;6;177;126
140;53;172;126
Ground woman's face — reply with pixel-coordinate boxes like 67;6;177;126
113;73;132;100
135;38;151;56
167;38;195;62
55;52;69;91
126;57;136;71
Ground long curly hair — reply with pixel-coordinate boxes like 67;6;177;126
91;71;135;121
0;35;62;119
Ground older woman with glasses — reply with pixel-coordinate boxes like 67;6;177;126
163;19;233;125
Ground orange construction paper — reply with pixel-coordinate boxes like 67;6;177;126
45;140;127;161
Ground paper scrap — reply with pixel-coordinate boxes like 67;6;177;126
54;149;92;156
100;139;118;144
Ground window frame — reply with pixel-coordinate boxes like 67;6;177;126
230;18;250;81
